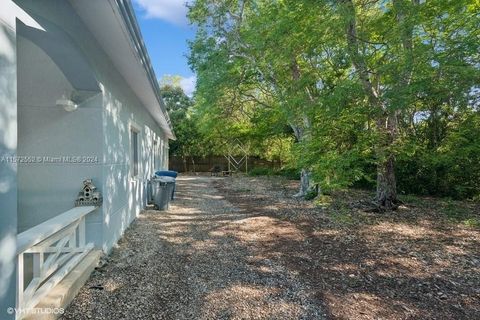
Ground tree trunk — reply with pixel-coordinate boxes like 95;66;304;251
376;0;417;209
375;112;399;210
182;155;187;173
289;56;318;199
342;0;399;209
376;154;397;209
375;117;399;209
291;123;317;198
298;168;312;197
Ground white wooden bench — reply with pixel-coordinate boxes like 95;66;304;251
16;206;97;315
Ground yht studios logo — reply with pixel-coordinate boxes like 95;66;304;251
7;307;64;316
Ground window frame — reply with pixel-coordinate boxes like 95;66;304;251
153;138;160;171
130;122;141;178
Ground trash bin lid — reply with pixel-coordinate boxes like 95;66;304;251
155;170;178;178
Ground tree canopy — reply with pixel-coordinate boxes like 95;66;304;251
183;0;480;206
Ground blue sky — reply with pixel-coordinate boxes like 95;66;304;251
133;0;196;96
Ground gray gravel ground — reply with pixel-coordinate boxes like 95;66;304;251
61;176;324;320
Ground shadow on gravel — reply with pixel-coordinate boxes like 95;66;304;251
61;175;479;319
213;176;480;320
61;176;325;320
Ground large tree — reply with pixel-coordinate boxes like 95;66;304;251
187;0;480;206
160;82;203;172
188;0;327;197
336;0;479;208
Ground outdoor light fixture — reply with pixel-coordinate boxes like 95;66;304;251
56;96;78;112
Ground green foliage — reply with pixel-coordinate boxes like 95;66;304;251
396;111;480;199
314;195;333;209
439;199;480;227
248;167;301;181
187;0;480;200
160;81;209;160
304;189;318;201
248;167;273;176
275;168;301;181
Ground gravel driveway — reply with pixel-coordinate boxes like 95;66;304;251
61;176;325;320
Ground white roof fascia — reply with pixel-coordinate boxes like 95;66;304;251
70;0;175;140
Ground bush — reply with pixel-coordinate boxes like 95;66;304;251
304;189;318;200
275;168;300;180
248;167;273;176
396;112;480;200
248;167;301;180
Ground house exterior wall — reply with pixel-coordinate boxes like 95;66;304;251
16;35;104;238
0;1;170;314
13;0;169;253
0;6;18;319
15;1;105;250
100;48;168;252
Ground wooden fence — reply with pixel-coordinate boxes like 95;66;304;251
169;156;279;173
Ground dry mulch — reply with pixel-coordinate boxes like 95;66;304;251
61;175;324;320
214;175;480;320
61;174;479;320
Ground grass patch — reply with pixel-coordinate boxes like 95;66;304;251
314;195;357;226
463;218;480;228
440;200;479;227
441;200;469;219
399;194;424;206
329;205;356;226
314;195;333;208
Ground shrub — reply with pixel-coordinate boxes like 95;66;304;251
304;189;318;200
248;167;273;176
274;168;300;180
396;112;480;200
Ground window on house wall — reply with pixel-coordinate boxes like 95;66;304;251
159;139;164;169
131;128;139;177
153;139;159;170
164;142;169;169
160;141;163;170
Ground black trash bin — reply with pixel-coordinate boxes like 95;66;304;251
155;170;178;199
151;177;175;210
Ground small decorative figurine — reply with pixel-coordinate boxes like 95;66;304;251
75;179;102;207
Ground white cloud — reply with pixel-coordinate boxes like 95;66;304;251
134;0;192;25
179;75;196;97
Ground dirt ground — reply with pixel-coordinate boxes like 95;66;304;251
214;175;480;320
61;176;323;320
62;174;479;320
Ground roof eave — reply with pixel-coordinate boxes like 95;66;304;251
115;0;175;140
70;0;175;140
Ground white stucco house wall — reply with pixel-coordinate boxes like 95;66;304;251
0;1;174;318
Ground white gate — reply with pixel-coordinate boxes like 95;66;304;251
224;139;248;173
